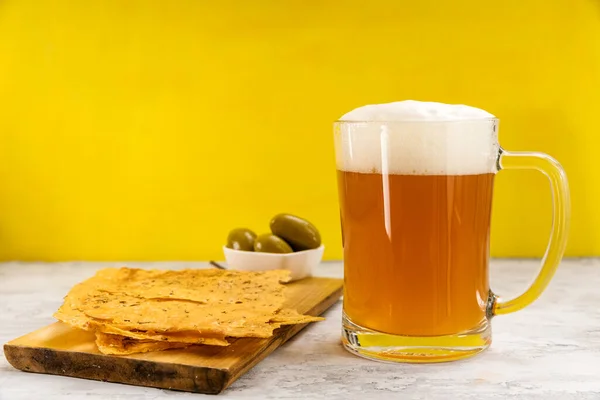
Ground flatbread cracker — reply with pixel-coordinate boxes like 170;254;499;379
95;332;191;355
54;267;324;355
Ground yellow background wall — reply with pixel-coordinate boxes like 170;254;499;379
0;1;597;261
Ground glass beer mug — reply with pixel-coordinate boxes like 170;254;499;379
334;101;570;363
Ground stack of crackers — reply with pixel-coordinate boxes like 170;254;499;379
54;267;322;355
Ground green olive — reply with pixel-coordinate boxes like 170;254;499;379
270;213;321;251
253;234;293;253
226;228;257;251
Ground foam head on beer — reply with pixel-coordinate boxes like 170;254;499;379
335;100;499;175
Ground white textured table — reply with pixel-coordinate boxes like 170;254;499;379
1;259;599;400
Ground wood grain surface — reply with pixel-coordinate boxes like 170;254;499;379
4;276;343;394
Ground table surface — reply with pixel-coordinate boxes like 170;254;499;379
1;259;599;400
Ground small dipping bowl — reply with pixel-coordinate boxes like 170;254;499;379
223;245;325;281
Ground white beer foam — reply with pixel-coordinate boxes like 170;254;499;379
336;100;499;175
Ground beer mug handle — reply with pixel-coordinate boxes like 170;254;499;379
492;149;571;316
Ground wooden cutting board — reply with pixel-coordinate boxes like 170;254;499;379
4;276;343;394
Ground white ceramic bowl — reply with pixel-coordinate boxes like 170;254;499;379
222;245;325;281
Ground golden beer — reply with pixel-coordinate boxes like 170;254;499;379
338;171;494;337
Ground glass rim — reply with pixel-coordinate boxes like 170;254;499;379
334;117;499;124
